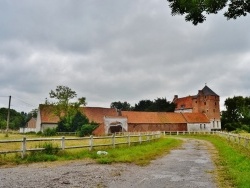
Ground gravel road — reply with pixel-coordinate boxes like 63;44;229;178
0;139;217;188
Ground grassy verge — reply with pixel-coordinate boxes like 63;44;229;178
0;137;183;166
179;135;250;188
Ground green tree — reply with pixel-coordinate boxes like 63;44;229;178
167;0;250;25
48;85;89;133
0;108;26;130
48;85;86;120
221;96;250;132
133;98;176;112
110;101;132;111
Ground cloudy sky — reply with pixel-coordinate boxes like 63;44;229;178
0;0;250;113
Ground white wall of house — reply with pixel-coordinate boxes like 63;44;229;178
35;108;42;132
104;117;128;134
175;109;193;113
41;124;58;132
187;123;211;132
19;127;36;133
210;119;221;130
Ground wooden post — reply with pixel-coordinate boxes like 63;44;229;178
112;134;115;148
89;135;93;151
139;133;142;144
5;96;11;137
177;131;179;135
127;133;130;146
61;136;65;150
22;137;26;159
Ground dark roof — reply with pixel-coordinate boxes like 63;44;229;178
199;85;219;96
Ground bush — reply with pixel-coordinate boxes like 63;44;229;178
43;128;57;136
42;142;59;155
77;124;98;137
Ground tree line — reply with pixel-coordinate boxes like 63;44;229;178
110;98;176;112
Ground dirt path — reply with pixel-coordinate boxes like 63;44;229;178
0;139;217;188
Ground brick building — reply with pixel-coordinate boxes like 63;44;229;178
173;85;221;130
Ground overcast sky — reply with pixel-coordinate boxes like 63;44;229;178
0;0;250;113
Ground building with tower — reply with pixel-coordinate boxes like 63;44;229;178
173;85;221;130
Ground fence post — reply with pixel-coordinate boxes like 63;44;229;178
61;136;65;150
89;135;93;151
177;131;179;135
21;137;26;159
112;134;115;148
127;133;130;146
139;133;142;144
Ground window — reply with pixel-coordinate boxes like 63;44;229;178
204;124;206;129
200;124;202;129
213;121;215;128
217;121;219;127
215;102;217;105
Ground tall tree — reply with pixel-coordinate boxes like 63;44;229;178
48;86;87;132
167;0;250;25
48;85;86;120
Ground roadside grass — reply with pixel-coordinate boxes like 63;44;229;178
178;134;250;188
0;137;183;166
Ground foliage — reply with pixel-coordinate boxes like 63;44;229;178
42;128;57;136
133;98;176;112
0;108;26;130
221;96;250;132
57;111;92;132
110;101;132;111
42;142;60;155
77;124;98;137
167;0;250;25
48;85;88;133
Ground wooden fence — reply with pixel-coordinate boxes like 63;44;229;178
162;131;217;136
162;131;250;149
216;131;250;149
0;132;161;158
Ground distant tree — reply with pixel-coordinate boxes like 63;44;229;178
134;100;153;111
0;108;26;130
110;101;132;111
167;0;250;25
221;96;250;132
133;98;176;112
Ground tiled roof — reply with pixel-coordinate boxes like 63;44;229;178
121;111;187;124
79;107;117;123
39;105;118;124
174;96;193;110
39;105;210;125
39;105;59;124
182;113;210;123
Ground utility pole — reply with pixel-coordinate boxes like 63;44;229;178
5;95;11;137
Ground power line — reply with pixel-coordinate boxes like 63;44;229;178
12;97;37;108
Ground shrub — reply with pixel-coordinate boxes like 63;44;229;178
43;128;57;136
77;124;98;137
